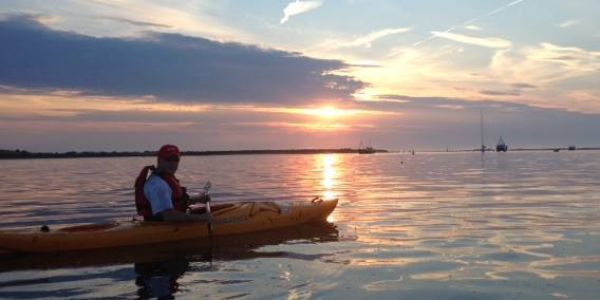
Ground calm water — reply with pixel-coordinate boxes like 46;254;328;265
0;152;599;299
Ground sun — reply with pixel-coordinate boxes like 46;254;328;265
314;106;346;119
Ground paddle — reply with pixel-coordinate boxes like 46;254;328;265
202;181;214;264
202;181;213;234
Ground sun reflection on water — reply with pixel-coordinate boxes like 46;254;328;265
319;154;339;201
318;154;342;224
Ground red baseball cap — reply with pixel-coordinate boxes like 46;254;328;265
157;144;181;160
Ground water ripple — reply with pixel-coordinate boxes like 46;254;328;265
1;152;599;299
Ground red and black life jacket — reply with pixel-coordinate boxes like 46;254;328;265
134;165;189;220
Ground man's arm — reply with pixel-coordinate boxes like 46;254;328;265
146;177;210;222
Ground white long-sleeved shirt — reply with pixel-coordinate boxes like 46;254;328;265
143;174;174;215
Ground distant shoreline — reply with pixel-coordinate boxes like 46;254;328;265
3;147;599;159
423;147;600;153
0;148;388;159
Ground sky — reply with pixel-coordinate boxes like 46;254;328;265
1;0;599;151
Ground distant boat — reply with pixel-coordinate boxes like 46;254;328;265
553;148;560;152
568;145;577;151
358;146;376;154
496;136;508;152
358;141;376;154
479;110;486;153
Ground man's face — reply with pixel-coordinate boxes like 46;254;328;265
158;155;180;174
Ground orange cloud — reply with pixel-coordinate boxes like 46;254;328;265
232;121;375;132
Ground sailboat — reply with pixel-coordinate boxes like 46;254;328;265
358;147;375;154
496;136;508;152
480;110;486;152
358;140;376;154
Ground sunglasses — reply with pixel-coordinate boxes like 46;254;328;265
165;155;180;162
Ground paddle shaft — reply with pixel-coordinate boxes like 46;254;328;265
204;190;214;265
202;181;213;236
205;198;213;233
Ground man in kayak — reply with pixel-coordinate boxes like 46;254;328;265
135;144;212;222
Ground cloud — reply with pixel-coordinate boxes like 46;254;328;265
97;16;171;28
0;90;388;150
511;83;536;89
507;0;526;6
0;15;365;104
364;93;600;149
280;0;323;24
373;94;534;112
413;0;528;46
231;121;367;132
69;1;249;42
309;27;412;55
337;28;412;48
3;90;600;151
464;25;482;31
557;19;580;28
479;90;520;96
0;2;251;43
432;31;512;48
491;42;600;84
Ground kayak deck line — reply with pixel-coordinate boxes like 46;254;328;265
0;198;338;253
56;222;121;233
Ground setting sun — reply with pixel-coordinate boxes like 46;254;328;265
316;106;343;118
300;106;361;120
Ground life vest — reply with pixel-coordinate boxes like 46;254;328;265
134;165;189;220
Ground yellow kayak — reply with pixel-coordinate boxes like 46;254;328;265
0;198;337;253
0;222;339;271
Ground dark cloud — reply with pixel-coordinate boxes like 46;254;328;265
374;94;536;112
551;55;577;61
478;83;537;97
97;16;171;28
511;83;536;89
479;90;520;96
0;14;365;104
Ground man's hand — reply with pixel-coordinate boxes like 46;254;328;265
197;192;211;204
188;192;211;204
